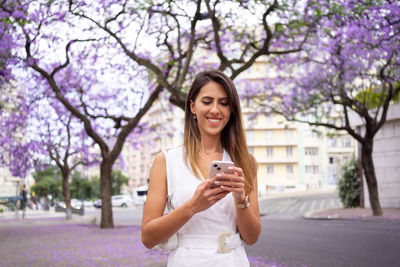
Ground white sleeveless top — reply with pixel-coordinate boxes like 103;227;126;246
164;145;250;267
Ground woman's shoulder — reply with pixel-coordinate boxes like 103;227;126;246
164;144;184;157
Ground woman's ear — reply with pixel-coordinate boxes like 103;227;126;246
190;99;195;114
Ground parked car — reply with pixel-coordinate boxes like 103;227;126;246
94;199;102;208
83;200;94;207
93;195;133;208
133;186;148;206
54;201;84;215
112;195;133;207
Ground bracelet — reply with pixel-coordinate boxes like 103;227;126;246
235;194;250;209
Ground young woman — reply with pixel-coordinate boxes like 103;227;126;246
141;69;260;266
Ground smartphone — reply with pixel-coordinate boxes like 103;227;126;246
209;161;234;188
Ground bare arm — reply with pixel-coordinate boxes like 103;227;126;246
235;178;261;245
141;152;229;248
214;163;261;245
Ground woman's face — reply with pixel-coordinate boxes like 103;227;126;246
190;81;231;139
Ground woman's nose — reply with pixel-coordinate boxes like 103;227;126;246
210;102;220;114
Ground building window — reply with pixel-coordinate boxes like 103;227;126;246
286;147;293;157
285;129;293;140
267;165;274;174
305;147;318;156
328;138;337;147
329;157;338;164
286;164;293;174
246;98;254;108
266;147;273;158
266;130;273;140
266;114;273;124
248;147;254;154
342;137;351;148
305;165;319;174
246;130;254;140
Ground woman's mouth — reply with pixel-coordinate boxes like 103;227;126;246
207;117;222;125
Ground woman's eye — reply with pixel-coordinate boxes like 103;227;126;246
202;101;211;105
220;102;229;106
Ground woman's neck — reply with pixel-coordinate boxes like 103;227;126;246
200;135;223;155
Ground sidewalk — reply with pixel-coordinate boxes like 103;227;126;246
0;212;270;267
304;207;400;221
0;208;65;221
258;188;337;200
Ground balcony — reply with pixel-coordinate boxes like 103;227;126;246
247;139;298;147
256;157;298;164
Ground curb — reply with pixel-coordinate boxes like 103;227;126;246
303;208;400;222
302;209;341;220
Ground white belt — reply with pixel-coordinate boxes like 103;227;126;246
178;232;242;254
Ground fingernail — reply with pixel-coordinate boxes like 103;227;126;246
228;167;233;170
214;181;220;184
216;173;222;177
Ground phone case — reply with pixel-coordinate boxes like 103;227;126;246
209;161;234;178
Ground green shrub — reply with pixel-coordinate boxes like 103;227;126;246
0;207;3;213
338;157;360;208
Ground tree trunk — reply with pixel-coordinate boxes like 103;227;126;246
361;139;383;216
62;170;72;220
100;160;114;228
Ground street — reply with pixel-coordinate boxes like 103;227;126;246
258;192;342;218
81;192;400;267
247;217;400;267
2;192;399;267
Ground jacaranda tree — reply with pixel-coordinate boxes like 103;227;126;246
0;81;96;219
4;0;321;228
35;101;98;220
261;0;400;216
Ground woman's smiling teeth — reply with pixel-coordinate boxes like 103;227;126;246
207;117;222;123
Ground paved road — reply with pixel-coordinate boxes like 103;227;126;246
259;192;342;218
3;192;399;267
246;217;400;267
81;191;342;225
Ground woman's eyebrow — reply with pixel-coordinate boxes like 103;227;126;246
200;96;229;100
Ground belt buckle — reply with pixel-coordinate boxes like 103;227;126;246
218;232;232;254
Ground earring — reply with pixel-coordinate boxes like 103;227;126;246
193;113;197;120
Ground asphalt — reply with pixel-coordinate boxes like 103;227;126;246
1;192;399;267
2;189;399;223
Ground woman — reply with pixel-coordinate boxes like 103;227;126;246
141;69;260;266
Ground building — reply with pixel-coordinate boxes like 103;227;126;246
120;96;185;195
243;110;355;196
0;167;23;197
350;103;400;208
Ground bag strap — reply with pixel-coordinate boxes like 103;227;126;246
165;149;174;211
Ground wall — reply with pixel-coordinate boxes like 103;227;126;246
351;103;400;208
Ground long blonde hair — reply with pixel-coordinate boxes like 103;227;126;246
183;69;257;194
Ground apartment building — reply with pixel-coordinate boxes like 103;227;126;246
121;98;185;194
243;110;355;195
0;167;24;197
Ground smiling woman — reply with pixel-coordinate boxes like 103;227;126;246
141;69;260;267
189;81;231;139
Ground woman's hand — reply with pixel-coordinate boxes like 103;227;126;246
187;177;230;214
213;166;246;203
